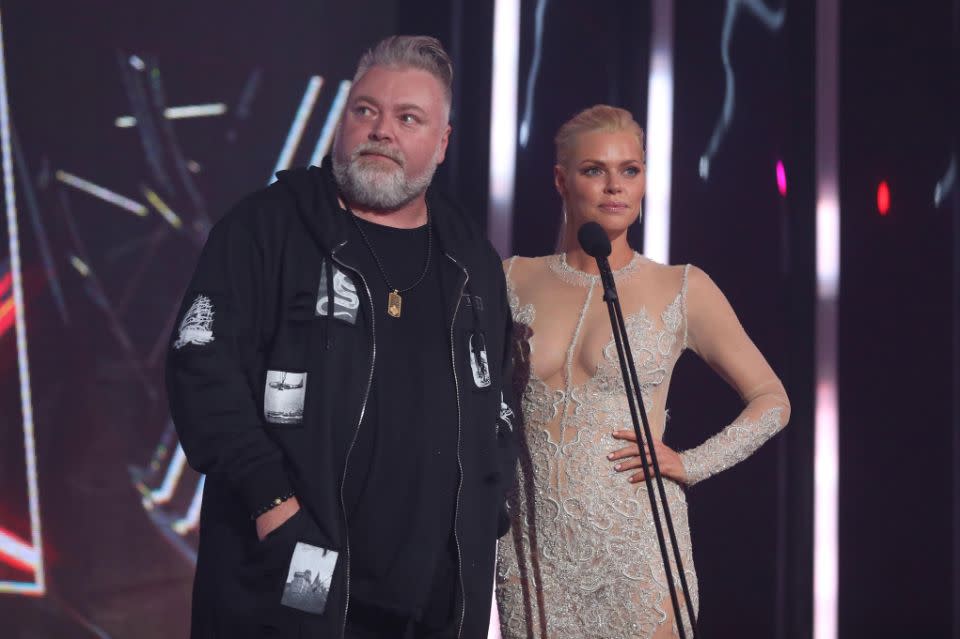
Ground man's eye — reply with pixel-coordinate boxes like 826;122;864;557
355;106;372;116
400;114;420;124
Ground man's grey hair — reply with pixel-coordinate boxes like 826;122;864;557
354;35;453;118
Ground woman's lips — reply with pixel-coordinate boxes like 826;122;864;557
598;201;629;211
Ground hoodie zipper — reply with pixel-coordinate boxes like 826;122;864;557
445;253;469;639
331;242;376;639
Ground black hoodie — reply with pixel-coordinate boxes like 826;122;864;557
166;161;518;638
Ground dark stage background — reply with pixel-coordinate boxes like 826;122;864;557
0;1;956;638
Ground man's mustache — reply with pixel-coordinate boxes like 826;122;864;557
351;143;405;167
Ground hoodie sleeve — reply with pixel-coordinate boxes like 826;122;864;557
166;210;293;517
493;254;520;538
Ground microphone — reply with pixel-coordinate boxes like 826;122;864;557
576;221;611;258
575;223;698;637
577;222;616;299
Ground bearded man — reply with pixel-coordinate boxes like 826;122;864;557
167;35;518;639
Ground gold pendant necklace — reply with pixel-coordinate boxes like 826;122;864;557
347;202;432;320
387;290;403;318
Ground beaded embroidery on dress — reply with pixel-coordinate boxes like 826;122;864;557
496;254;789;639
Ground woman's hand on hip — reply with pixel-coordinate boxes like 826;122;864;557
608;430;688;485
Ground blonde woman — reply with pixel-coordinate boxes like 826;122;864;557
495;105;791;638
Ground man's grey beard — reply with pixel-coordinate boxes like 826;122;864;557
332;140;440;211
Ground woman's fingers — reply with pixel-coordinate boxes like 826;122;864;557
609;434;681;483
613;457;647;472
629;467;675;483
607;444;640;461
614;453;667;472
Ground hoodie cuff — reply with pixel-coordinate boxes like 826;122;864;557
238;462;295;518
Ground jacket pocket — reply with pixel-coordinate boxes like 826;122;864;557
264;369;307;425
245;509;341;619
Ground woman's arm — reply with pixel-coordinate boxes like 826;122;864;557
677;265;791;486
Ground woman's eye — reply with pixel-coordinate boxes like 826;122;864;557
624;166;640;176
583;166;603;176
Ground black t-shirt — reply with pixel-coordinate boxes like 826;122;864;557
339;215;459;623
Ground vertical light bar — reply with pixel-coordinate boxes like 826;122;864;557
487;0;520;257
308;80;352;168
815;1;840;638
0;8;45;595
269;75;324;184
643;0;675;265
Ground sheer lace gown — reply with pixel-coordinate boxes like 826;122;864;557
495;253;790;639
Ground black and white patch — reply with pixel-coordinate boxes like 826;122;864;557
316;262;359;325
280;542;338;614
264;370;307;424
173;294;215;350
468;332;491;389
498;392;514;433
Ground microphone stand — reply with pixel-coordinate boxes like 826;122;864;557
596;254;699;638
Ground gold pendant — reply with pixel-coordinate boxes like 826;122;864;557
387;290;402;318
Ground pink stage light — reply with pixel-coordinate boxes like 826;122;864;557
776;160;787;196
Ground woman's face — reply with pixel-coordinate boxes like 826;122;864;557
556;129;646;238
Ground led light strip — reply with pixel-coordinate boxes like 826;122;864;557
145;444;189;507
308;80;352;168
55;170;148;216
0;8;45;596
163;103;227;119
172;475;205;536
269;76;324;183
487;0;520;257
814;1;839;637
643;0;675;265
143;187;183;229
115;103;229;129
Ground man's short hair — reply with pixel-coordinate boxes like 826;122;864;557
354;35;453;118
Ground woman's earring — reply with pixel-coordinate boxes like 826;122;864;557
555;202;569;253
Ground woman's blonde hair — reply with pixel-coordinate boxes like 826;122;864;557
554;104;645;167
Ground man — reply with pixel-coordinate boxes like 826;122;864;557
167;35;517;638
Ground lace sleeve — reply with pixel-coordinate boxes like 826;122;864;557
678;266;791;486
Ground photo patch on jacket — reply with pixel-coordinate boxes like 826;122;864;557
315;262;359;325
173;294;215;350
264;370;307;424
468;332;491;389
281;542;339;614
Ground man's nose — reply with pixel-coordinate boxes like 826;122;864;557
369;114;394;143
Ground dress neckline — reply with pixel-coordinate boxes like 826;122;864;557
547;251;644;287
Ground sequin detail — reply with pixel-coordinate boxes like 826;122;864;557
679;407;785;486
547;251;644;288
499;260;698;638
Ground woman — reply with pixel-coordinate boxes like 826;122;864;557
495;105;791;639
